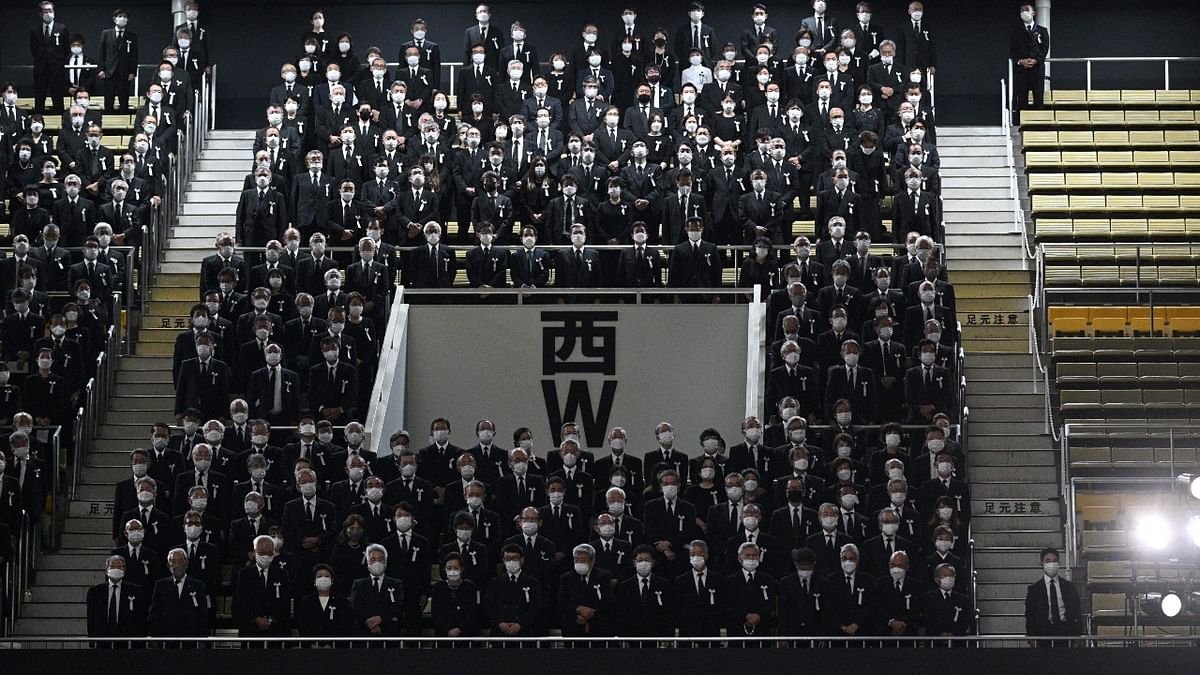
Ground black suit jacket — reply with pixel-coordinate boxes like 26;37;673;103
295;591;354;637
350;575;405;636
87;580;148;637
233;564;292;635
148;575;210;636
173;357;230;419
1024;575;1081;636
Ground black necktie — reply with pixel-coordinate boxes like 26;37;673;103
107;584;119;628
1049;579;1060;623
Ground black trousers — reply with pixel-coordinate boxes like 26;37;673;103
1013;65;1045;115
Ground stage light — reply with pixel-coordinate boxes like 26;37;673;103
1177;473;1200;500
1161;592;1183;618
1134;514;1173;550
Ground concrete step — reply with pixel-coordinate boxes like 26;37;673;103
960;325;1027;340
163;249;212;264
197;159;251;172
76;484;117;501
977;598;1026;616
940;155;1008;168
941;168;1012;178
63;517;113;534
956;297;1029;313
969;450;1055;467
968;379;1041;395
181;202;237;216
192;170;249;182
136;341;175;357
944;234;1023;248
971;514;1062;531
13;617;87;636
940;144;1008;156
30;585;88;603
965;393;1045;408
942;199;1017;212
961;339;1030;353
142;300;196;318
116;356;173;371
977;614;1025;634
107;395;174;412
80;465;131;484
61;531;116;549
968;407;1044;422
34;569;105;586
151;287;203;303
941;188;1011;200
956;285;1032;300
972;530;1063;548
971;465;1057;483
963;353;1035;369
977;582;1032;601
202;149;253;161
975;567;1045;585
38;551;106;570
159;262;205;274
177;214;236;227
972;482;1059;499
974;547;1047;568
190;180;246;192
942;176;1011;189
20;602;88;619
952;258;1030;271
136;327;180;343
206;138;252;150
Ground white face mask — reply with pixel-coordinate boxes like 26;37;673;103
1043;562;1059;577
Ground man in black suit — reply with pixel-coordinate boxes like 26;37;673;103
874;549;925;637
463;5;506;70
892;166;941;243
673;540;725;637
31;3;71;114
402;18;442;89
485;543;543;636
614;544;675;636
777;547;827;638
405;222;457;290
98;8;138;113
642;469;700;578
112;518;164;588
668;218;721;292
246;343;302;426
614;223;662;289
510;226;551;288
737;169;787;244
173;333;230;422
1024;547;1081;641
925;562;973;636
824;340;879;423
896;1;936;77
237;169;287;247
1011;4;1050;118
724;541;776;637
815;172;863;240
351;543;405;636
291;151;336;241
283;468;337;574
824;542;873;639
904;339;954;424
861;508;919;579
87;555;148;639
307;336;357;424
674;2;716;66
148;548;210;637
557;543;615;637
862;316;909;422
555;224;603;288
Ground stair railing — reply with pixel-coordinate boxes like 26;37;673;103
0;512;34;637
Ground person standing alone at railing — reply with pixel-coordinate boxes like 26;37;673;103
1010;3;1050;123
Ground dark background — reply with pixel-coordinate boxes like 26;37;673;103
1;0;1199;128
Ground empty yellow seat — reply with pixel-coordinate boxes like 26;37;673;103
1170;317;1200;335
1090;307;1128;321
1092;317;1127;335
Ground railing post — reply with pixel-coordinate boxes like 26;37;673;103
1086;60;1092;91
1164;59;1170;90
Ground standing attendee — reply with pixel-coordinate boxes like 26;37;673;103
1024;548;1081;645
1009;3;1049;121
31;2;71;115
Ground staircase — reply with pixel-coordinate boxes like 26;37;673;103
938;127;1063;634
12;130;256;636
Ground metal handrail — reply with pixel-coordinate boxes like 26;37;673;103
1043;56;1200;91
0;634;1194;647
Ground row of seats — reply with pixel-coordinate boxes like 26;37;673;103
1044;263;1200;288
1059;387;1200;416
1043;243;1200;261
1027;150;1200;168
1032;193;1200;213
1053;335;1200;360
1040;89;1200;106
1020;108;1200;127
1035;217;1200;240
1023;129;1200;149
1048;306;1200;336
1056;361;1200;387
1029;171;1200;191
